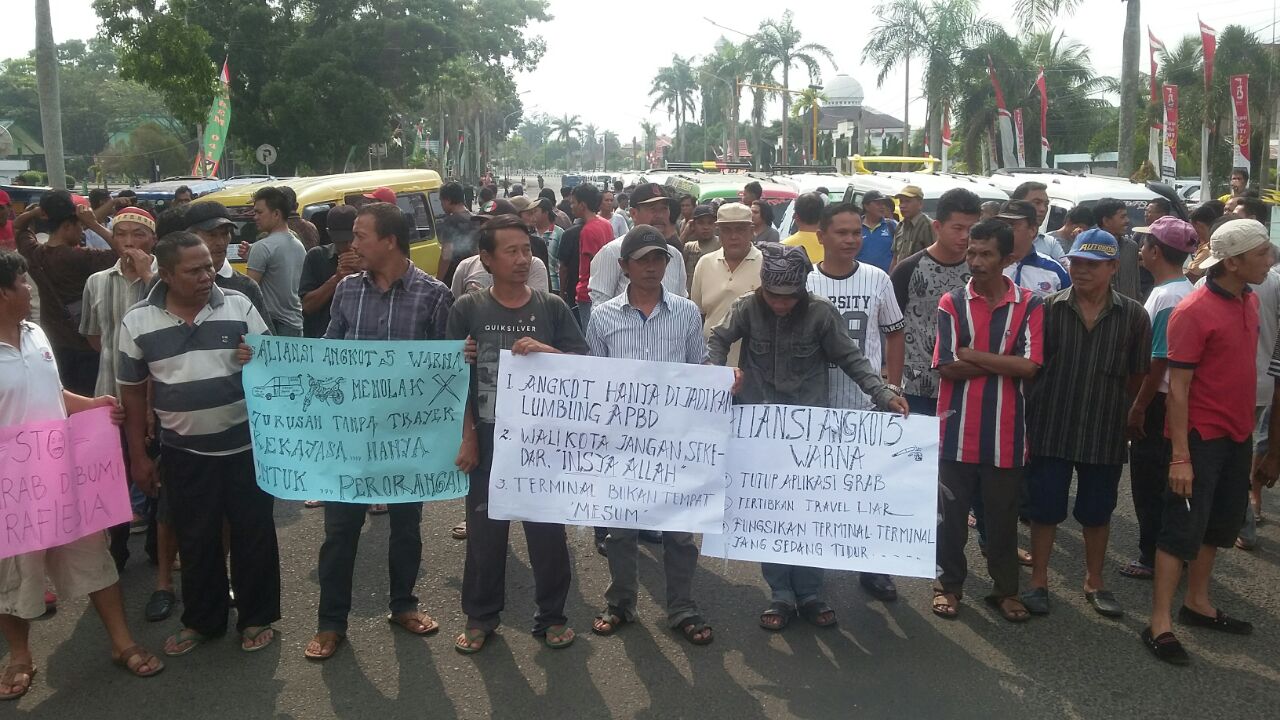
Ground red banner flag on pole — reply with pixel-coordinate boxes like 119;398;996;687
1162;84;1179;179
1148;28;1165;105
1199;19;1217;92
941;107;952;173
1231;74;1251;169
1013;109;1027;167
1036;67;1050;167
1198;19;1216;202
987;56;1019;168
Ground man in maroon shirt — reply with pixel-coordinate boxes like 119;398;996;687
570;183;614;330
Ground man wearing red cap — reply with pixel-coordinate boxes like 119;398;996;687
364;187;398;205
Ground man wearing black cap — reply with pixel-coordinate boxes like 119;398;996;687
183;201;272;331
587;183;687;309
585;225;714;646
708;243;909;632
298;205;359;339
682;204;720;289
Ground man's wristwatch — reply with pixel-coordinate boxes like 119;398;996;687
884;383;904;396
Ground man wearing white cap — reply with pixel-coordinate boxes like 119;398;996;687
1144;218;1273;665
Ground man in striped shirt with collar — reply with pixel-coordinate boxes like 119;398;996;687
305;203;455;661
932;219;1044;622
117;232;280;657
584;225;713;646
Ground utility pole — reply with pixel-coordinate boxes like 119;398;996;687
35;0;66;189
903;56;910;156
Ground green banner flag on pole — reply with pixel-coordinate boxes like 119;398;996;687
192;59;231;177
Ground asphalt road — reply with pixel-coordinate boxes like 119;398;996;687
5;472;1280;720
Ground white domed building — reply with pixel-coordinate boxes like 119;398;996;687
815;73;905;160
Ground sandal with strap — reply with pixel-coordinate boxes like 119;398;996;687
388;610;440;636
0;664;36;701
591;607;629;636
451;522;468;540
241;625;277;652
985;595;1031;623
454;628;492;655
303;632;345;660
798;600;837;628
758;601;794;631
1119;560;1154;580
677;615;714;646
163;628;210;657
113;645;165;677
931;590;960;619
542;624;575;649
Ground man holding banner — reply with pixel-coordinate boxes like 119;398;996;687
584;225;714;645
304;202;455;660
117;233;280;657
0;250;164;700
708;243;908;631
448;214;588;654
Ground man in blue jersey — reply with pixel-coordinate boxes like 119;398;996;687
997;200;1070;298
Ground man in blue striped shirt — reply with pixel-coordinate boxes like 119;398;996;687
117;232;280;657
585;225;713;645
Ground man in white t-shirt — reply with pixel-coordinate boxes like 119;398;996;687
0;250;164;699
806;202;905;604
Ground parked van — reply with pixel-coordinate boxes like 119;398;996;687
985;170;1169;234
663;172;797;209
195;169;444;276
129;176;226;211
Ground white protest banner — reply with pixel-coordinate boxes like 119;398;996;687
489;351;734;533
702;404;938;578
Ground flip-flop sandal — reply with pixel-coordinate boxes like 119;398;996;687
388;611;440;636
163;629;210;657
303;500;325;508
241;626;277;653
451;522;467;540
591;607;629;636
677;615;714;646
1018;549;1034;567
798;600;837;628
0;664;36;701
454;628;491;655
303;632;345;660
542;624;575;649
112;645;165;677
985;595;1031;623
759;601;794;631
1118;560;1154;579
932;591;960;619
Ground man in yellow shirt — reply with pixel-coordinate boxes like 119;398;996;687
782;192;825;264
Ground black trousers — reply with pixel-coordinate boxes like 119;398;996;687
1129;392;1169;566
317;501;423;634
463;424;572;633
53;347;99;398
162;447;281;635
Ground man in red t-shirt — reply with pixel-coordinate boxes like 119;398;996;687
570;183;614;330
1144;218;1273;665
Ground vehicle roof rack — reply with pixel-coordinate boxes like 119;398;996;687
664;161;753;173
770;164;839;175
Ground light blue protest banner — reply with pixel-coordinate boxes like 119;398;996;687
241;335;469;503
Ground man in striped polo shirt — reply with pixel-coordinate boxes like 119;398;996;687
585;225;713;646
118;232;280;657
932;219;1044;622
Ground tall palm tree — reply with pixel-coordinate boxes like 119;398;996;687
790;88;829;162
602;130;619;171
863;0;999;162
754;10;835;165
700;39;750;161
1117;0;1140;174
582;123;598;170
743;42;777;166
1012;0;1084;26
639;120;658;160
649;57;697;161
549;114;582;171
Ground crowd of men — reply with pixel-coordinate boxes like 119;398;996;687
0;168;1274;699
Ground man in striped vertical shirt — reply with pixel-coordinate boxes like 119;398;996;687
117;232;280;656
584;225;714;646
932;219;1044;622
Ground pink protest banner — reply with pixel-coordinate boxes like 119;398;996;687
0;407;131;559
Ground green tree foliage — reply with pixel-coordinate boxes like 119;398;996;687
99;121;191;182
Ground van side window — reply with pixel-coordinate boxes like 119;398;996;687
403;193;435;240
1046;206;1067;233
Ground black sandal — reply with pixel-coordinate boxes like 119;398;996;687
798;600;837;628
676;615;714;645
758;601;793;631
591;607;629;636
1141;627;1190;665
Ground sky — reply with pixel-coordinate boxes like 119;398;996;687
8;0;1280;146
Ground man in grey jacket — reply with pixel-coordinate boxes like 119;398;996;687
708;243;909;631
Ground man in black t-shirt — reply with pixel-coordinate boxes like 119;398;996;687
298;205;358;338
556;220;583;313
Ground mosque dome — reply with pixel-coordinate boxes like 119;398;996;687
822;74;864;108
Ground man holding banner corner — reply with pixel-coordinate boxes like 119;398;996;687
708;241;909;632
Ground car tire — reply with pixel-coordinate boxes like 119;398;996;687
265;393;273;400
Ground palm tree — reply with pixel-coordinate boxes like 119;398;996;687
649;57;697;161
743;43;777;166
602;130;619;170
700;39;750;161
1117;0;1140;174
1012;0;1084;26
754;11;835;165
549;114;582;171
863;0;999;162
639;120;658;167
790;88;829;162
582;123;598;170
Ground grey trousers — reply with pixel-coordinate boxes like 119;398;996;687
936;460;1023;599
604;529;700;627
761;563;824;607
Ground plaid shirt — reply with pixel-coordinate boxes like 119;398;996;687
324;260;452;341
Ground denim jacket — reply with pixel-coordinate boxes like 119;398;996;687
708;291;894;408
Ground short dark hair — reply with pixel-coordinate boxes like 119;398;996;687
572;183;602;212
744;181;763;198
1093;198;1128;225
1237;196;1270;224
819;202;861;231
174;184;193;198
478;214;528;254
560;186;572;199
154;231;206;271
155;206;189;237
1191;201;1224;225
999;200;1038;228
38;190;78;229
252;186;289;217
539;187;557;203
666;197;681;224
679;193;696;205
1147;197;1171;216
613;180;623;192
1142;233;1191;266
1011;181;1048;200
970;218;1014;257
935;188;982;222
280;186;300;215
1066;205;1096;227
88;188;111;207
536;197;555;219
1232;167;1250;182
794;192;825;225
117;189;137;200
441;182;464;204
753;200;775;227
0;249;29;290
479;185;496;202
358;202;411;254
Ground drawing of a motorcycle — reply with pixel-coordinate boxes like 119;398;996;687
303;375;345;411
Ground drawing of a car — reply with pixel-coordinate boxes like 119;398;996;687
253;375;304;400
